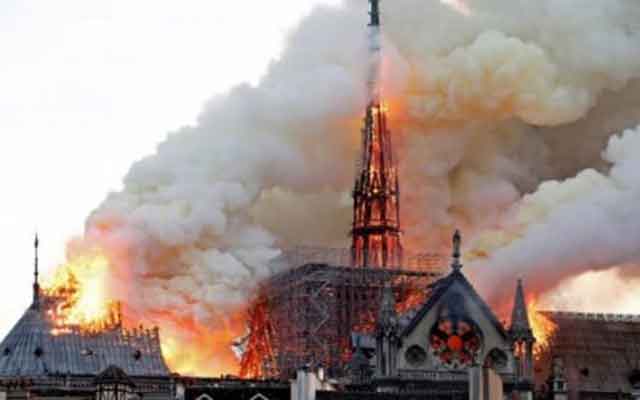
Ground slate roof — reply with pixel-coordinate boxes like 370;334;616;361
0;296;170;377
539;311;640;394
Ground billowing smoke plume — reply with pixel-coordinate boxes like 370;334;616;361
470;125;640;306
58;0;640;374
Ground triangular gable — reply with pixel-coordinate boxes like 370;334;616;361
400;270;507;340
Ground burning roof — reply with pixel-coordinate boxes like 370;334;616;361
0;294;170;377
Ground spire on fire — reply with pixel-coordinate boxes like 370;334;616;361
32;233;40;310
509;279;534;340
351;0;403;268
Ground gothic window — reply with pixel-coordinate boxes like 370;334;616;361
485;348;508;370
249;394;269;400
405;345;427;367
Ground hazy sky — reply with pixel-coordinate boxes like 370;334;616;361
0;0;341;338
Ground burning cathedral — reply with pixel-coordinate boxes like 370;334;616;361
2;1;640;400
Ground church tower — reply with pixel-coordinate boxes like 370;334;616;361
351;0;403;268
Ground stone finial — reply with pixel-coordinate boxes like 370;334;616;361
451;230;463;271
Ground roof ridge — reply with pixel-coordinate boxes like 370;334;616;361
540;310;640;322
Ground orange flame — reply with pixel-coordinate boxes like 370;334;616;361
528;300;557;359
43;247;245;377
238;296;277;378
43;253;121;335
155;312;244;377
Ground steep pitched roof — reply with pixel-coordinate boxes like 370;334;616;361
509;279;533;340
539;311;640;393
400;269;507;339
0;296;170;377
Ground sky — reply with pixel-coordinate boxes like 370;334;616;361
0;0;341;339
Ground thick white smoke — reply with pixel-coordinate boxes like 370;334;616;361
471;125;640;305
61;0;640;373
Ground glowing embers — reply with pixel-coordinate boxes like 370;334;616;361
44;253;121;335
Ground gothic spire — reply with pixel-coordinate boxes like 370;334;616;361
351;0;402;269
451;230;463;271
32;233;40;309
509;279;534;341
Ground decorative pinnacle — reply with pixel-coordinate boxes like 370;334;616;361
32;233;40;309
377;283;398;332
451;229;462;271
509;278;534;341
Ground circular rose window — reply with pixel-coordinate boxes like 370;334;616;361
429;318;481;368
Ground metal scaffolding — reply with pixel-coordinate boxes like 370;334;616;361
259;259;444;379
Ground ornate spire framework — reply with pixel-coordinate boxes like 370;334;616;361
32;233;40;310
351;0;403;268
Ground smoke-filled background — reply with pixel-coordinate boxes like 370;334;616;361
28;0;640;374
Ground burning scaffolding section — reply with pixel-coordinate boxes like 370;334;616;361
238;246;445;379
252;262;443;380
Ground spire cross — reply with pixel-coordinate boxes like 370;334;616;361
34;233;39;283
452;230;463;271
32;233;40;309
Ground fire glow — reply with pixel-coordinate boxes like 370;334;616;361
528;301;558;359
41;249;242;376
44;253;120;335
